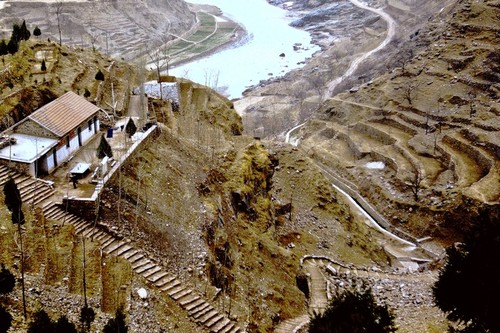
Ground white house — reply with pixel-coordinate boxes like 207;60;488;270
0;91;101;176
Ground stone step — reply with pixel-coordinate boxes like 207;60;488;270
166;286;185;297
101;237;116;249
116;245;135;257
205;314;224;328
228;326;241;333
147;271;169;284
98;234;114;245
133;260;154;273
72;219;87;230
110;243;133;256
192;305;214;319
132;257;152;270
197;309;219;324
82;227;99;238
121;248;138;260
210;318;231;332
76;224;94;235
179;295;201;308
155;275;176;288
104;240;129;254
65;216;81;225
92;231;108;242
141;265;162;279
189;302;210;316
170;288;191;301
160;279;181;293
217;322;235;333
185;298;205;312
50;210;67;220
127;252;145;264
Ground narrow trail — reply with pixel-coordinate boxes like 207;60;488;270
325;0;396;97
284;0;396;144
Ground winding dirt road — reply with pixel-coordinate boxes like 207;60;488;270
325;0;396;97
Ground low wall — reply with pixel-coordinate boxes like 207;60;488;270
63;125;159;219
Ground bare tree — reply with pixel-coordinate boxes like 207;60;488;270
147;40;172;80
402;82;419;106
405;168;424;202
53;0;64;46
396;49;413;76
147;40;172;100
467;89;477;118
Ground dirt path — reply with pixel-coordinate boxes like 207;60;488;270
326;0;396;96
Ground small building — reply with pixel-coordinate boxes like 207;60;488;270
0;91;101;176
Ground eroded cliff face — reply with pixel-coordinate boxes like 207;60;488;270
0;0;196;59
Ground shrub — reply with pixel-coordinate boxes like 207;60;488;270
433;210;500;332
0;305;12;333
103;308;128;333
309;284;396;333
0;264;15;295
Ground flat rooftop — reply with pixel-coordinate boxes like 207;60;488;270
0;133;58;164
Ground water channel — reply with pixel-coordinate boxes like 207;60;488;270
169;0;320;99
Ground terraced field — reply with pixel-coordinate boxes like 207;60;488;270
0;0;195;60
296;0;499;238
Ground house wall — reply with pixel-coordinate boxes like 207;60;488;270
80;116;99;145
16;120;57;138
53;115;100;171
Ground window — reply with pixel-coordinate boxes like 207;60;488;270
88;119;92;131
66;136;70;148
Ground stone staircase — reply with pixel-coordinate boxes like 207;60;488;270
0;165;55;207
42;201;242;333
273;314;309;333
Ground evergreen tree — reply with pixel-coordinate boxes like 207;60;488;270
96;135;113;159
80;305;95;332
84;88;91;98
103;308;128;333
20;20;31;41
7;38;18;55
125;118;137;138
95;69;105;81
33;26;41;37
0;40;7;56
3;177;24;225
3;177;27;318
0;305;12;333
55;315;77;333
309;284;396;333
0;263;15;295
28;310;54;333
433;210;500;333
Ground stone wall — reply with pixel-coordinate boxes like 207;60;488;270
63;125;159;219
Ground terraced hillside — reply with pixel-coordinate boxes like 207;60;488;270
298;0;499;241
0;0;195;60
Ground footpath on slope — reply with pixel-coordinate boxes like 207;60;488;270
1;94;244;332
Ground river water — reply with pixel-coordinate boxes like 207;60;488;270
169;0;320;99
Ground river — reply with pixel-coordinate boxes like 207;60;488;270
169;0;320;99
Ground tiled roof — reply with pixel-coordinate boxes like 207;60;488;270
29;91;100;137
